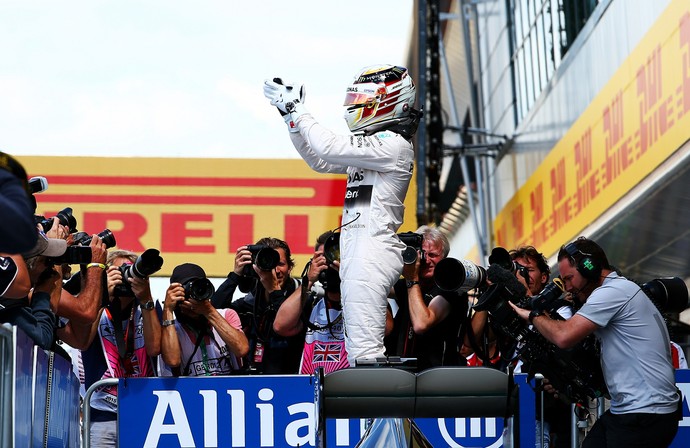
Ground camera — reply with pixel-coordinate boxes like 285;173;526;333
488;246;529;283
46;245;92;265
237;244;281;293
242;244;280;276
72;229;117;249
473;280;608;404
433;257;487;293
29;176;48;194
641;277;689;313
113;249;164;297
323;232;340;265
398;231;425;265
526;279;566;313
183;278;215;301
35;207;78;233
318;266;341;293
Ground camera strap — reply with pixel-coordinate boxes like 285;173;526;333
182;323;210;376
106;299;136;364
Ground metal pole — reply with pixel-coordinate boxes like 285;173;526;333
82;378;119;448
571;403;579;448
416;0;428;225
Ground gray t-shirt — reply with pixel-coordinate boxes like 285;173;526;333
577;272;679;414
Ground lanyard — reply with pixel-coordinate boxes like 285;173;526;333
105;300;136;364
182;323;211;376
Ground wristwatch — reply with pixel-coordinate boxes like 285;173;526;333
528;309;545;323
406;280;419;289
161;319;176;327
141;300;155;311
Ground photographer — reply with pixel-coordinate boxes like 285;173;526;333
80;249;162;448
0;151;38;254
50;221;110;331
274;231;369;374
0;231;67;349
510;245;573;448
159;263;248;376
510;237;682;448
385;226;468;371
212;237;303;374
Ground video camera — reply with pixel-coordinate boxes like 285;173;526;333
488;247;529;284
472;266;608;404
113;249;164;297
640;277;689;314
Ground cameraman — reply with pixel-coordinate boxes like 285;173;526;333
212;237;303;374
511;237;681;448
80;249;161;448
385;225;469;371
160;263;248;376
511;245;573;448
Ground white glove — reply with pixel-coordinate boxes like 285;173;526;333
263;78;305;115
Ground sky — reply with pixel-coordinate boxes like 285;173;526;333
0;1;414;160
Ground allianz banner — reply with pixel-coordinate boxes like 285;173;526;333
16;156;417;278
117;375;507;448
117;373;690;447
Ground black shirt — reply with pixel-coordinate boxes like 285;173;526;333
214;272;304;374
385;279;469;371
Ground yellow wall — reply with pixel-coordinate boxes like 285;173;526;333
493;0;690;258
18;156;418;277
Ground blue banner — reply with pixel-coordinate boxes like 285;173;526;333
671;369;690;448
118;372;690;448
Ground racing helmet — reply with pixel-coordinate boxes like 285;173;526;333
343;64;417;135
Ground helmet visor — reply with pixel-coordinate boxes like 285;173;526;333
343;83;386;106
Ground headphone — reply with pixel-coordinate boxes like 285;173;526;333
564;242;602;281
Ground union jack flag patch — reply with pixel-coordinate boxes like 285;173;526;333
312;343;341;363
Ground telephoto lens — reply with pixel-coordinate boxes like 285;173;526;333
434;257;487;293
72;229;117;249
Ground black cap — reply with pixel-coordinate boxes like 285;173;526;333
170;263;206;285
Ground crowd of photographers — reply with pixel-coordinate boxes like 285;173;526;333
2;151;686;447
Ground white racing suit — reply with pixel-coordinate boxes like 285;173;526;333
288;104;414;365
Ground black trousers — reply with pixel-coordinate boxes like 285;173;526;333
582;409;680;448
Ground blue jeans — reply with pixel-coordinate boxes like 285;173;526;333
535;420;551;448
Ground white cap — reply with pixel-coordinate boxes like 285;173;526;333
23;231;67;258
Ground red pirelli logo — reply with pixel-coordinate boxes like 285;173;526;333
35;175;345;207
31;170;347;276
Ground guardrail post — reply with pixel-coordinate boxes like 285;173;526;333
81;378;118;448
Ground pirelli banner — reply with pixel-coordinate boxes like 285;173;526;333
17;156;417;278
494;0;690;257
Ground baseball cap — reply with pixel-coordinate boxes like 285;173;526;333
23;231;67;258
170;263;206;285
